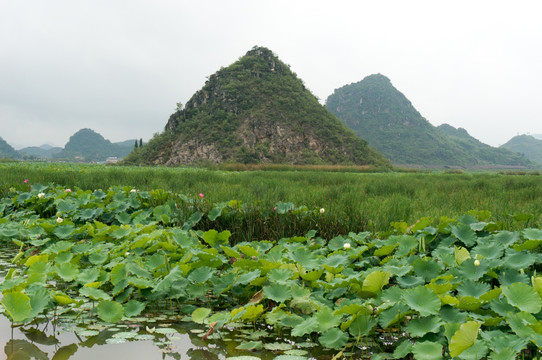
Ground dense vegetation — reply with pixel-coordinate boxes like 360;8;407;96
501;135;542;165
54;128;135;162
2;162;542;237
326;74;533;168
3;182;542;358
0;136;20;159
125;46;390;168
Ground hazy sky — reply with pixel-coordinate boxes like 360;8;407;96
1;1;541;149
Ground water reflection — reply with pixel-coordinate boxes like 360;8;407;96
1;315;196;360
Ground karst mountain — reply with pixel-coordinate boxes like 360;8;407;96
125;46;391;168
326;74;533;168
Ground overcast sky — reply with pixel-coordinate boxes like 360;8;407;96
1;0;541;149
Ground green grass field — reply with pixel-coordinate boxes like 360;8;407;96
1;161;542;235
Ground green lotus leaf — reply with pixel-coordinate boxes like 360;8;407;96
440;306;466;323
54;252;73;264
323;253;349;268
202;229;231;246
79;287;111;301
506;311;537;338
299;268;323;281
348;314;377;337
45;240;73;255
126;262;152;278
412;258;441;282
314;306;341;333
53;225;75;240
502;282;542;313
405;315;443;338
225;357;261;360
110;263;127;286
55;199;78;213
514;239;542;251
396;235;419;257
397;275;425;288
481;330;527;354
53;293;74;305
127;276;154;289
264;284;292;303
114;212;132;225
2;291;32;323
449;321;481;357
236;341;263;350
154;266;184;292
290;248;320;270
220;245;242;258
362;270;390;294
123;300;146;317
187;266;215;284
291;316;319;337
97;300;124;323
488;348;521;360
455;246;471;265
456;281;490;298
472;241;504;260
502;250;537;270
402;286;441;316
374;244;397;257
378;303;409;328
88;252;108;265
523;228;542;240
411;341;443;360
110;227;131;239
393;340;413;359
267;268;295;283
27;260;51;284
54;262;79;281
452;224;477;247
318;328;348;349
77;268;100;285
27;286;51;319
182;211;202;229
236;269;261;285
192;307;211;324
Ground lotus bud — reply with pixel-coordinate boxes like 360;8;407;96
474;259;480;267
344;243;351;250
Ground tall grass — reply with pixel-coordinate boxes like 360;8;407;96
1;161;541;234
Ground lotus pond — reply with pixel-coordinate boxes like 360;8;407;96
2;184;542;359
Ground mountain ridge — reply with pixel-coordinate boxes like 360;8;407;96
326;74;534;168
125;46;391;168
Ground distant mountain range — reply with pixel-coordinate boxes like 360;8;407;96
326;74;534;168
1;130;139;162
19;145;62;158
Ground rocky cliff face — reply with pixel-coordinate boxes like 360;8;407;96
126;46;391;168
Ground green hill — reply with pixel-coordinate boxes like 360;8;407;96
500;135;542;165
436;124;532;167
54;129;134;162
0;137;19;159
19;145;62;159
124;46;390;168
326;74;533;168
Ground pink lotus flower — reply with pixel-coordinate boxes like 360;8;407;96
198;193;204;199
66;189;72;193
24;179;29;184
